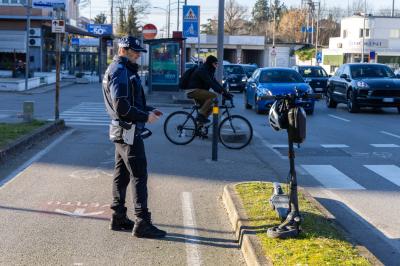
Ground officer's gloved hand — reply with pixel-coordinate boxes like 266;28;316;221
147;112;159;124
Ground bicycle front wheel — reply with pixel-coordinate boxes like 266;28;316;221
218;115;253;149
164;111;197;145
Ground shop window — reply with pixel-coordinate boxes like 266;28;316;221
343;30;348;38
365;29;370;37
1;0;9;4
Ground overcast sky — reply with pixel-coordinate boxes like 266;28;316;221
80;0;398;34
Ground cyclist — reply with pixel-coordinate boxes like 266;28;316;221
186;55;232;123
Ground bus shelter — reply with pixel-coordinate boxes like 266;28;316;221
145;37;185;91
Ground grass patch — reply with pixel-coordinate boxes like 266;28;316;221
235;182;371;265
0;120;47;149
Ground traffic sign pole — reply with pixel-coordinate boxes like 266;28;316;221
25;0;31;91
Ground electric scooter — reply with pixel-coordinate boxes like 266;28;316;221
262;91;322;239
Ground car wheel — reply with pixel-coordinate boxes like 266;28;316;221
326;92;337;108
244;92;252;109
347;90;359;113
306;108;314;115
255;99;265;114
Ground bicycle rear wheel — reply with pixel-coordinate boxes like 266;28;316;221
164;111;197;145
218;115;253;149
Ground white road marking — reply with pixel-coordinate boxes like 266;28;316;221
0;129;75;188
381;131;400;140
57;102;109;127
370;144;400;148
254;131;287;160
301;165;365;190
182;192;201;266
54;208;104;217
328;114;350;122
364;165;400;187
321;144;349;148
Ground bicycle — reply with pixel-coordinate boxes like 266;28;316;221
163;96;253;149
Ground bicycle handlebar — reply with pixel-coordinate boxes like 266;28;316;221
260;92;323;101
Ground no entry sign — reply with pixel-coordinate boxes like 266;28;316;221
143;24;157;40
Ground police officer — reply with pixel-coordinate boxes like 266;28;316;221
102;36;166;238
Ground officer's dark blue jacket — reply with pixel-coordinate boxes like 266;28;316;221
103;56;154;129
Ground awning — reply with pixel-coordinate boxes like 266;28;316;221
0;30;26;53
323;54;344;66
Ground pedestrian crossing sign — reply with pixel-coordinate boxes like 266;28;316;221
183;5;200;38
184;8;197;20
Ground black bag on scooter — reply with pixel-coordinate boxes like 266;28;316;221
288;106;306;144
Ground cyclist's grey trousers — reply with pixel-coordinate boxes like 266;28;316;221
111;135;148;217
187;89;218;117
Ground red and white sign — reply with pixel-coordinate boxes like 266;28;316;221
143;24;157;40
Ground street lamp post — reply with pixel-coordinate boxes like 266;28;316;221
25;0;32;91
362;0;367;63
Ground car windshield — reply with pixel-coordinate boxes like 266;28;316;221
260;70;305;83
299;67;328;77
350;65;395;79
224;65;245;75
243;66;257;77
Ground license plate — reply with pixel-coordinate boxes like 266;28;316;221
314;88;323;92
383;98;394;102
230;83;237;86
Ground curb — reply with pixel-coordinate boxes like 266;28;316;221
223;183;383;266
222;184;271;266
0;119;66;162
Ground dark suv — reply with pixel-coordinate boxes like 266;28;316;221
326;63;400;113
292;65;329;93
223;64;247;92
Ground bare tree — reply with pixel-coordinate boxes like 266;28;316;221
277;8;307;43
93;13;107;24
115;0;149;36
224;0;248;35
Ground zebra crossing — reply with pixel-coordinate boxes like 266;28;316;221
56;102;109;127
301;164;400;190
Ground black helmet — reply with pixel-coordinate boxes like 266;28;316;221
269;100;288;131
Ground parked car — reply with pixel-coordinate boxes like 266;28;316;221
244;68;315;114
292;65;330;93
326;63;400;113
223;64;247;92
239;64;258;78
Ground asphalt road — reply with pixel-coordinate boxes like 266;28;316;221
1;83;400;264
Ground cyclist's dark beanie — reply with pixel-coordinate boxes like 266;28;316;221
205;55;218;65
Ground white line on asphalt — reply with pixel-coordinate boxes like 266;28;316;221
181;192;201;266
321;144;349;148
65;122;108;127
370;144;400;148
381;131;400;139
0;129;75;189
328;115;350;122
364;165;400;187
301;165;365;190
254;131;287;160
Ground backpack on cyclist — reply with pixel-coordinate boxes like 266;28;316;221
179;65;198;90
287;106;306;144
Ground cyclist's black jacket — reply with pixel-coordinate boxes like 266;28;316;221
102;56;154;129
187;62;225;93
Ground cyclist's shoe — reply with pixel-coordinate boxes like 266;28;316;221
132;212;166;238
196;114;210;124
110;213;135;231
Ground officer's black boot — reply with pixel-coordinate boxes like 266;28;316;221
110;212;135;231
132;212;166;238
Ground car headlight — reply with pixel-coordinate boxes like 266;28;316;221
357;81;369;88
257;88;272;96
241;76;247;82
222;79;226;84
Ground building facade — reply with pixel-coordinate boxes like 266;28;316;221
323;15;400;72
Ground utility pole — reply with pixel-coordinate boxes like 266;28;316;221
316;1;320;66
55;7;63;120
25;0;31;91
392;0;395;17
177;0;180;31
168;0;171;38
362;0;366;63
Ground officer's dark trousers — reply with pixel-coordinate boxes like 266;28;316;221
111;136;148;217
